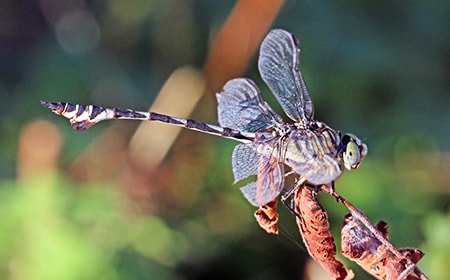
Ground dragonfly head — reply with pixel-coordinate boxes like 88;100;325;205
341;133;367;170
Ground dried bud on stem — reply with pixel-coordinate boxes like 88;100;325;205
254;197;279;234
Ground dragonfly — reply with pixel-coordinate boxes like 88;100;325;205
41;29;367;207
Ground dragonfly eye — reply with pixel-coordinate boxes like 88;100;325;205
341;133;367;170
343;141;361;170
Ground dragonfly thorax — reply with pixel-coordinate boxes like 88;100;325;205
251;118;367;187
284;123;344;185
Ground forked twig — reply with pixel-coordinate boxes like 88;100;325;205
320;185;429;280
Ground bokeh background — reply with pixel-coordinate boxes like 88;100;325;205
1;0;449;279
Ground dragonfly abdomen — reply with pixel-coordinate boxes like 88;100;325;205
41;101;255;143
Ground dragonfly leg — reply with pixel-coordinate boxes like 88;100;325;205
329;181;335;193
328;181;340;202
312;184;322;195
312;181;335;195
283;170;296;177
280;195;296;217
311;183;338;202
281;177;306;218
282;177;306;201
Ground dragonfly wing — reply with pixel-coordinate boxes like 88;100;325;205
240;154;285;207
258;29;314;122
232;144;258;182
217;78;283;132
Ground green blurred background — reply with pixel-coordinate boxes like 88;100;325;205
0;0;448;279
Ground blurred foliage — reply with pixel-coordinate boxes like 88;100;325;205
0;0;449;279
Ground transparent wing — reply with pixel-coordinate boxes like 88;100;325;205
217;78;283;132
240;152;285;207
232;144;259;182
258;29;314;122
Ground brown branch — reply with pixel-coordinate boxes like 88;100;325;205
320;185;429;280
294;185;354;280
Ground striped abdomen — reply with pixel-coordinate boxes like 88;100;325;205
41;101;255;143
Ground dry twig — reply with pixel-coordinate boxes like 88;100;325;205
341;213;425;280
293;185;354;280
319;185;429;280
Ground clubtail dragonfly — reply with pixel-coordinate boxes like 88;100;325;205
42;29;367;207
